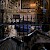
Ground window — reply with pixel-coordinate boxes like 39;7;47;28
21;0;37;9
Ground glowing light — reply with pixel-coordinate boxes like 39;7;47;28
30;3;36;8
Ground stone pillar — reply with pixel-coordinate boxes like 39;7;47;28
5;0;8;9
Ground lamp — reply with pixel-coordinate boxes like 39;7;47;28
30;3;36;8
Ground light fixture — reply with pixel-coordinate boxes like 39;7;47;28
30;3;36;8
